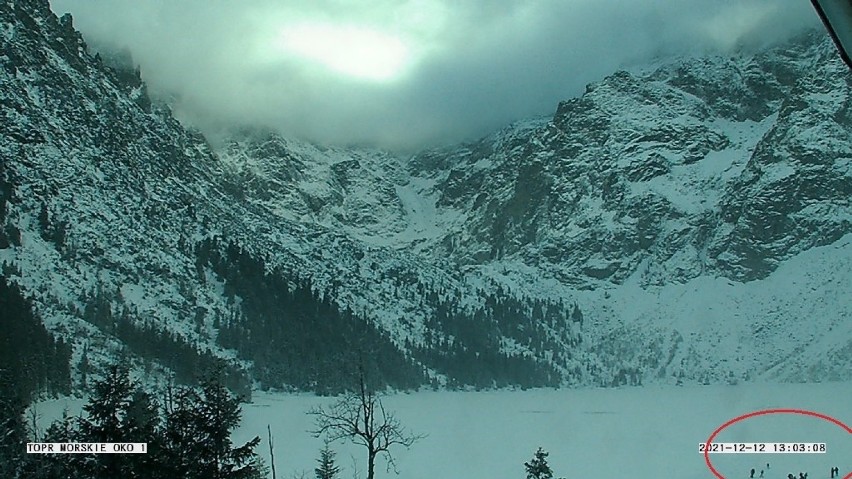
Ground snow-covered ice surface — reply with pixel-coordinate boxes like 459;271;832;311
32;382;851;478
229;383;851;479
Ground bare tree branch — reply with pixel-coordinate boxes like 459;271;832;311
307;370;425;479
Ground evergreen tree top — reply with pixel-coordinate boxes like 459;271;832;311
525;447;554;479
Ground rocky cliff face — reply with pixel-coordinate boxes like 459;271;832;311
224;33;851;288
217;31;852;384
400;33;852;286
2;0;850;391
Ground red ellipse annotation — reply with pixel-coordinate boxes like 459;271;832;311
702;408;852;479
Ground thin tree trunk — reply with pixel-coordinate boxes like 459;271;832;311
367;450;376;479
268;424;277;479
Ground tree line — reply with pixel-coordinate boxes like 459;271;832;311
78;287;252;398
0;275;72;479
2;364;264;479
0;275;72;404
198;236;581;392
197;237;425;393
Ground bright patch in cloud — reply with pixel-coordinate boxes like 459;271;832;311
50;0;821;150
277;23;410;81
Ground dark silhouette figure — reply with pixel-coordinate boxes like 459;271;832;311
799;472;806;479
789;474;796;479
752;469;756;478
831;467;839;479
760;470;764;478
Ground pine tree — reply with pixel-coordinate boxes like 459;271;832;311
122;389;162;479
315;441;340;479
80;364;134;443
161;385;199;478
195;374;261;478
524;447;553;479
0;382;27;479
78;345;91;389
162;375;262;479
32;410;84;479
37;203;50;240
571;302;583;326
78;364;136;479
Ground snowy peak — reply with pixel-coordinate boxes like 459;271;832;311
197;31;852;384
710;37;852;280
1;0;850;394
383;32;852;285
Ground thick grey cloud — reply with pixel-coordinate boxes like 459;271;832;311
50;0;820;152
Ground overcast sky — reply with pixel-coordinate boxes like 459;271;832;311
50;0;820;152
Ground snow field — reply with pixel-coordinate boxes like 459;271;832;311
232;382;851;479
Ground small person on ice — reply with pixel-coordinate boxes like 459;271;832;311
788;474;796;479
760;470;764;478
752;469;756;478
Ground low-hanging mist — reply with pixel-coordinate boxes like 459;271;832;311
49;0;818;152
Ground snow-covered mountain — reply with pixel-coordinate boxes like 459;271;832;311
1;0;849;394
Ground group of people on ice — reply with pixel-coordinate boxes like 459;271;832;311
749;464;843;479
749;462;773;479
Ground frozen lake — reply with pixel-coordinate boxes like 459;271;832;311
234;382;852;479
35;381;851;479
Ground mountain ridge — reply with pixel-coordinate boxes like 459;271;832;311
1;0;850;394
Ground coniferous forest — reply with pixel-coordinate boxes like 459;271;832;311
0;277;71;478
77;287;253;399
197;237;427;394
0;276;72;403
197;237;574;392
2;364;263;479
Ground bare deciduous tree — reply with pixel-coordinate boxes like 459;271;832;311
308;371;424;479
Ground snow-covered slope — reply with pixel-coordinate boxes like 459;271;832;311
215;31;852;385
1;0;849;392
